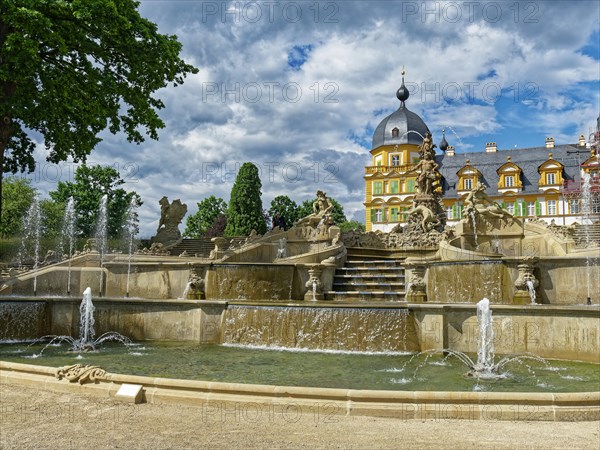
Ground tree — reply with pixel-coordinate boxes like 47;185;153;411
49;165;142;238
184;196;228;238
225;163;267;236
297;196;347;224
268;195;298;230
204;214;227;238
39;198;65;240
0;0;197;224
338;220;366;232
0;176;36;237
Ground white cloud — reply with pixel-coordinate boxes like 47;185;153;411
23;0;600;237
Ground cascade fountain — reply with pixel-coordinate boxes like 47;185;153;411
59;197;77;296
472;297;495;375
26;287;131;355
18;198;42;296
580;170;594;305
96;195;108;297
124;197;139;298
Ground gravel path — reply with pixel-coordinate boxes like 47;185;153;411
1;383;599;449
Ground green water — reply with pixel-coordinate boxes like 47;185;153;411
1;340;598;392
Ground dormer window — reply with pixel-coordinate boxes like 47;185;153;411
391;155;400;166
392;127;399;138
538;155;564;190
497;158;523;192
456;161;481;192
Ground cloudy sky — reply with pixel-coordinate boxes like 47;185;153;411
29;0;600;237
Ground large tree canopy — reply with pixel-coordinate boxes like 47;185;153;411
184;196;228;239
268;195;298;230
49;164;141;238
0;0;197;222
0;175;35;237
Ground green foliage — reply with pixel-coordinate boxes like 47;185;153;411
0;0;198;222
184;196;228;238
49;165;142;238
297;196;347;225
0;176;36;237
338;220;365;232
225;163;266;236
39;198;65;240
268;195;298;230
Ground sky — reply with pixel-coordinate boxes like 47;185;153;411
27;0;600;237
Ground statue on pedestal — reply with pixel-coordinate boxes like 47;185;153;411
151;196;188;247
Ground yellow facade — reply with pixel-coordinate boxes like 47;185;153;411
364;143;421;231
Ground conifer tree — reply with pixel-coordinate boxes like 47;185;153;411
225;163;267;236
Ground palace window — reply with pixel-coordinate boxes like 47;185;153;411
506;203;515;215
547;200;557;215
546;173;556;185
375;209;384;222
390;208;399;222
593;197;600;214
527;202;536;216
373;181;383;195
569;199;580;214
390;180;399;193
464;178;473;190
391;155;400;166
505;176;514;187
407;179;415;192
446;206;453;219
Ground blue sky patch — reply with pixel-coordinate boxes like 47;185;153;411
287;44;314;70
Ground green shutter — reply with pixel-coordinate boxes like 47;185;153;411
407;179;415;192
391;180;399;193
383;208;388;222
370;208;375;223
452;204;457;219
535;200;541;216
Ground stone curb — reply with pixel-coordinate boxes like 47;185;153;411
1;361;598;422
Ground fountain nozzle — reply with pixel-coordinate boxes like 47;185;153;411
587;297;592;305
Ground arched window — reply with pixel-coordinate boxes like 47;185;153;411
391;127;399;138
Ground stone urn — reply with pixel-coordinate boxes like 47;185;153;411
304;265;324;301
404;262;427;303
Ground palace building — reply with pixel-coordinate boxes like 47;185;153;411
365;77;600;232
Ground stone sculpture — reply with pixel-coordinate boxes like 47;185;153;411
463;183;512;221
151;197;188;247
296;190;334;228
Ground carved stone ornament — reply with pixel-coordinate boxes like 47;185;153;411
55;364;106;384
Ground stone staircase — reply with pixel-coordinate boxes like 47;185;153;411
325;251;406;302
572;223;600;246
168;237;246;257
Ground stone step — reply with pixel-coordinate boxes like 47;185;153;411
324;291;406;301
339;267;404;273
345;259;402;267
334;275;405;282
